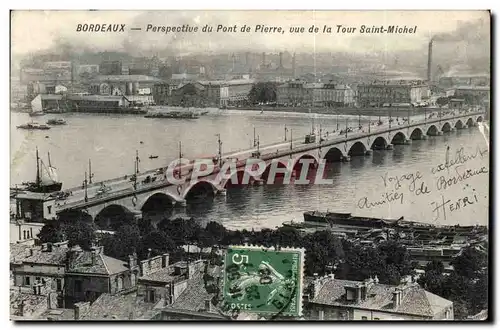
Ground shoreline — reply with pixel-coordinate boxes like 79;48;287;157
241;106;445;117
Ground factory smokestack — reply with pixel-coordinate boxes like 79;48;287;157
427;39;433;83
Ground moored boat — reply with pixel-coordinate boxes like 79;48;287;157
17;122;51;130
47;118;67;125
19;149;63;193
144;111;200;119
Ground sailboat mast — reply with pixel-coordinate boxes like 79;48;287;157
47;152;52;167
35;147;40;186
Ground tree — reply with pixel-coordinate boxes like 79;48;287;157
436;97;449;108
37;221;65;243
248;82;277;104
158;218;202;246
451;246;487;280
139;231;176;259
205;221;227;245
304;231;345;276
62;221;97;250
417;261;446;296
101;224;141;261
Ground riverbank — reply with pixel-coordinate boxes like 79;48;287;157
243;106;443;117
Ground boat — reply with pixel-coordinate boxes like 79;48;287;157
20;149;63;193
17;122;51;130
144;111;200;119
46;118;67;125
29;95;45;117
149;155;159;159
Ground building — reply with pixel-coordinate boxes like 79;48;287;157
64;246;139;304
152;83;172;105
99;61;122;75
10;242;69;307
277;80;355;107
158;261;224;320
305;275;454;320
169;81;231;107
66;95;130;112
137;254;192;306
357;80;430;107
76;64;100;76
438;74;490;89
447;86;490;105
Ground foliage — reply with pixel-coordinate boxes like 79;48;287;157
436;97;449;107
37;221;65;244
248;82;277;104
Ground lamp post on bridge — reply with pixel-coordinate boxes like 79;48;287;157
216;134;223;169
345;117;348;139
358;112;361;129
84;171;88;203
290;129;293;150
389;110;392;129
88;159;94;184
253;127;257;147
284;125;288;142
336;112;339;131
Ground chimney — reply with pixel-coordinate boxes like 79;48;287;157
162;253;170;268
18;300;25;317
374;275;379;284
310;277;322;299
204;299;211;312
128;253;137;269
392;290;402;307
427;39;433;83
74;302;91;320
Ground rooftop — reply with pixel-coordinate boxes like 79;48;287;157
20;246;68;266
80;292;159;320
67;95;126;101
68;249;129;275
309;277;452;318
138;264;181;284
166;262;221;314
452;86;490;91
94;75;165;83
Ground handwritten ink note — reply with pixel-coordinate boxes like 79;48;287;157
355;144;489;226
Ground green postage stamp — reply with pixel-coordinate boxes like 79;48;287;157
222;246;305;317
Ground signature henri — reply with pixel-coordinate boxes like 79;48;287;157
430;190;480;221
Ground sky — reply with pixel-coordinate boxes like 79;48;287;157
11;10;489;57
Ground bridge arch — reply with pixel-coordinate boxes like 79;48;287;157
139;192;177;212
455;120;464;129
95;204;135;230
410;127;424;140
348;141;368;157
390;131;407;145
426;124;439;136
441;122;452;133
261;160;292;182
222;169;258;188
292;154;319;177
477;116;483;123
323;146;346;162
371;136;388;150
466;118;474;127
183;180;217;202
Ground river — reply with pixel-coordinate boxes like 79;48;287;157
10;110;490;230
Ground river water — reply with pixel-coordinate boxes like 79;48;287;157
10;110;490;230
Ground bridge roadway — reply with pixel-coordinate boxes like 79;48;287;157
53;109;484;212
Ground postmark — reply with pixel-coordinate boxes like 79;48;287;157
221;245;304;318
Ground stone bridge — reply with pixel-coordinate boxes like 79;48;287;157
55;112;484;228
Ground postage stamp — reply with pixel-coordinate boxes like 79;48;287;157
222;245;304;317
